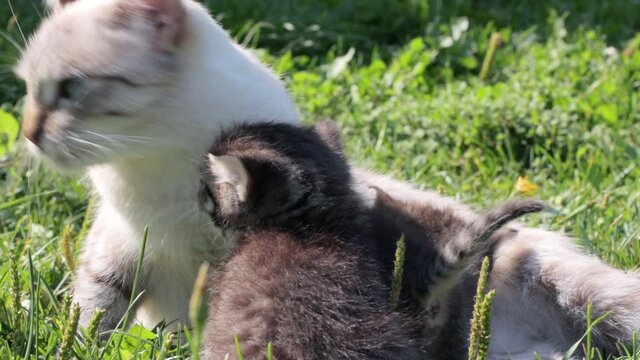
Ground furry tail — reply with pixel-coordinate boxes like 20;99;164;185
465;198;548;260
474;199;548;246
428;199;547;284
424;199;547;312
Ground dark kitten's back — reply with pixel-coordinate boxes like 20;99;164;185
203;231;421;360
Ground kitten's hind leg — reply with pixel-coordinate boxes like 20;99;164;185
491;228;640;356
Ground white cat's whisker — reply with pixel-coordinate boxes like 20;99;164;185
80;131;129;149
48;135;78;160
67;142;101;160
68;133;114;151
82;130;162;147
109;135;155;142
67;134;116;160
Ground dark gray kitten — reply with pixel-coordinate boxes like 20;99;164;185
313;122;548;349
198;121;423;360
371;186;545;313
370;187;546;357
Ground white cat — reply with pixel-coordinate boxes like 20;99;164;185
17;0;297;330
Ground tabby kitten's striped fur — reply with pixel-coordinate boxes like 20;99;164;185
364;172;640;359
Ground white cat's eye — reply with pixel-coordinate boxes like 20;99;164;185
58;77;82;101
38;80;59;108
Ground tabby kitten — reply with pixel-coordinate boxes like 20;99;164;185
371;186;546;330
363;172;640;359
198;121;422;360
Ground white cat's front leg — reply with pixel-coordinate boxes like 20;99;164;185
73;213;143;332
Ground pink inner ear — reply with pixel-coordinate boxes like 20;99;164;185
47;0;75;9
119;0;187;47
146;0;186;46
140;0;180;13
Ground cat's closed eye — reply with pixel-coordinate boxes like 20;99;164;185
58;77;81;102
34;75;134;113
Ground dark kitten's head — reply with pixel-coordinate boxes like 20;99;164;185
199;121;361;232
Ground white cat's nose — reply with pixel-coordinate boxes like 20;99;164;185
22;103;47;147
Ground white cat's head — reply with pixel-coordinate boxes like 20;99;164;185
15;0;195;171
17;0;297;174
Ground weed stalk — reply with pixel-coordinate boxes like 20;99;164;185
390;235;406;311
480;33;502;81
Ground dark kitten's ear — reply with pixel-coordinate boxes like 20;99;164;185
206;154;250;219
208;154;249;202
312;120;344;153
241;158;306;218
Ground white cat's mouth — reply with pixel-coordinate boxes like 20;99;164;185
28;133;104;172
29;127;155;172
26;138;79;172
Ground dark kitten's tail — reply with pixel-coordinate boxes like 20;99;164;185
423;199;548;318
467;198;548;260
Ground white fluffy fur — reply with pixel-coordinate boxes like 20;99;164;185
20;0;297;329
488;225;640;359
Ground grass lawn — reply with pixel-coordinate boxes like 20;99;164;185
1;0;639;358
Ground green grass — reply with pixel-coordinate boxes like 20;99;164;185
1;0;639;358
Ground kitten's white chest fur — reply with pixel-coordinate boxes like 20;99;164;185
89;158;231;328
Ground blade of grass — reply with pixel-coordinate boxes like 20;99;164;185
390;234;406;311
23;250;36;359
234;336;244;360
105;225;149;359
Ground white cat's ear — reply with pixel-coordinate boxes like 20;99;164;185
208;154;249;203
45;0;75;11
116;0;186;48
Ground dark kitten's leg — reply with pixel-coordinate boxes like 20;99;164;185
73;219;138;332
